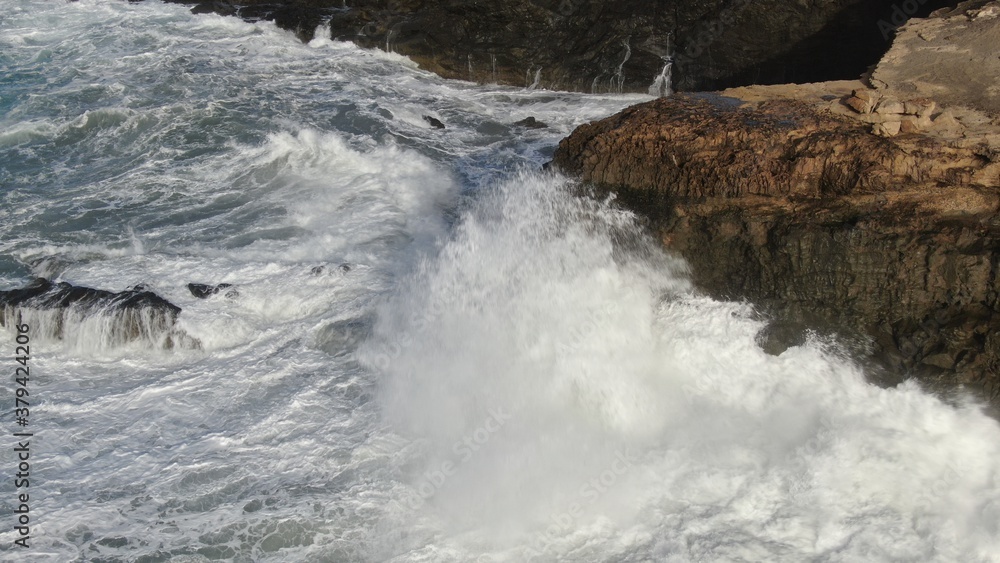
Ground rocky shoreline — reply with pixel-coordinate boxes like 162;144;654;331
150;0;1000;406
160;0;957;92
553;3;1000;408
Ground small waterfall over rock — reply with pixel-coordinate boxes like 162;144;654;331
649;55;674;97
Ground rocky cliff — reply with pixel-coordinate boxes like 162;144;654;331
164;0;957;92
552;4;1000;407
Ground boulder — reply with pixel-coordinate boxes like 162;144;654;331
904;98;936;118
845;89;881;114
874;97;905;116
872;119;902;136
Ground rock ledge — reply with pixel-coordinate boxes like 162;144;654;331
552;6;1000;405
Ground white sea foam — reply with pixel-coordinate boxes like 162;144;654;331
360;173;1000;562
0;0;997;561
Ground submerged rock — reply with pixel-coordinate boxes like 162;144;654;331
315;316;372;358
309;263;352;275
513;116;548;129
188;282;238;299
0;278;197;349
422;115;446;129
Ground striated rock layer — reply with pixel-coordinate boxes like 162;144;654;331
552;90;1000;406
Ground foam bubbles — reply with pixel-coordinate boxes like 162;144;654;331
2;0;998;561
360;173;1000;561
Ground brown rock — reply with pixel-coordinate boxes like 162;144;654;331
971;4;1000;19
874;98;905;116
904;98;936;118
932;110;965;136
899;115;932;134
872;3;1000;117
873;120;902;136
552;93;1000;406
846;89;880;113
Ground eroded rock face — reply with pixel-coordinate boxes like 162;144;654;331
552;93;1000;405
162;0;958;92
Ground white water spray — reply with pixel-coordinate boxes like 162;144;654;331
359;171;1000;561
3;1;999;561
611;37;631;93
525;67;543;90
648;55;674;97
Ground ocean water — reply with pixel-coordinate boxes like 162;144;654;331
1;1;998;561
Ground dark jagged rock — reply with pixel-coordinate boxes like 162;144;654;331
165;0;337;42
0;278;196;349
423;115;445;129
552;89;1000;406
0;278;180;317
157;0;959;93
513;116;548;129
188;282;237;299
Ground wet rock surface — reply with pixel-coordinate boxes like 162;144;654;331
0;278;195;349
1;278;180;317
552;92;1000;405
188;282;238;299
159;0;958;92
422;115;446;129
513;116;548;129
